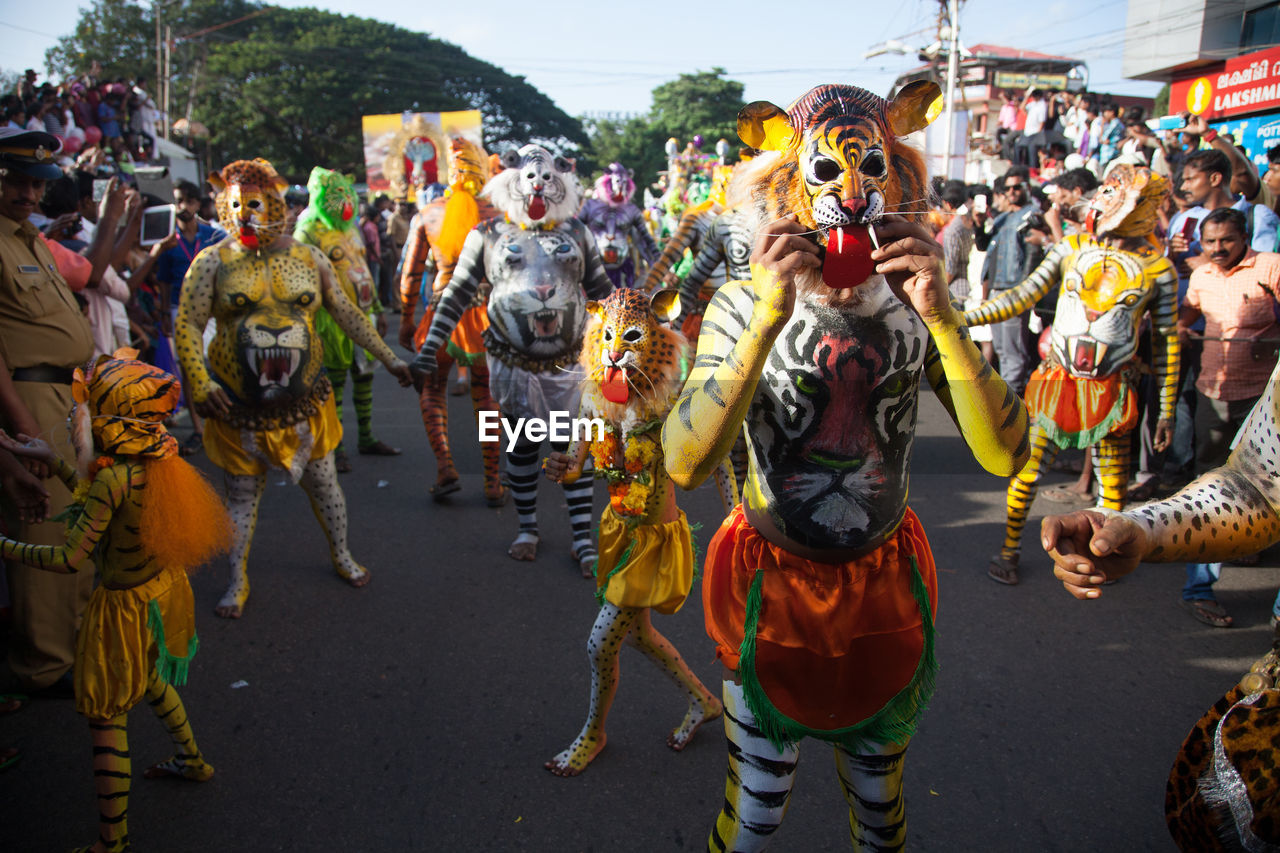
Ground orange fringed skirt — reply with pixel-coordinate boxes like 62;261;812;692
1024;361;1138;449
704;505;938;745
414;304;488;365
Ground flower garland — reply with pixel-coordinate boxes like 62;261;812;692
589;418;662;520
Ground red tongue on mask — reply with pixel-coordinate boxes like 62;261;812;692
822;224;876;289
602;366;629;403
527;195;547;221
342;201;353;222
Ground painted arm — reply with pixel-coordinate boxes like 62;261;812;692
174;248;221;405
399;219;430;320
412;228;486;374
662;277;783;489
1148;262;1181;423
1043;373;1280;596
0;463;133;573
312;246;403;371
962;239;1069;327
924;301;1031;477
679;218;727;308
643;208;708;291
630;209;660;265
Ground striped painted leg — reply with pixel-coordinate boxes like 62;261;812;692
419;348;459;492
467;361;505;505
1095;434;1131;511
142;668;212;783
82;716;132;853
834;739;909;851
1000;423;1060;560
707;679;800;852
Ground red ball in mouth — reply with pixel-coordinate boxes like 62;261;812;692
822;224;876;289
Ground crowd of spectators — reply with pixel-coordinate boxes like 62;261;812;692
3;64;164;173
935;103;1280;627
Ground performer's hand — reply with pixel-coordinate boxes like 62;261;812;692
1040;509;1150;599
387;361;414;388
194;386;232;419
1153;418;1173;453
376;312;388;338
2;417;49;479
0;430;57;468
750;214;820;326
398;315;416;352
0;448;49;524
543;451;571;484
871;216;951;325
410;350;438;390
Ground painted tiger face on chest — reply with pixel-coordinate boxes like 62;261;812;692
485;223;587;358
751;288;926;546
1051;243;1151;376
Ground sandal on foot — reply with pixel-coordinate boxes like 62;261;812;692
179;432;203;457
509;531;539;561
988;554;1019;586
358;440;401;456
1181;598;1233;628
429;478;461;502
334;448;353;474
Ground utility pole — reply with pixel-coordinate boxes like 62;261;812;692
942;0;962;179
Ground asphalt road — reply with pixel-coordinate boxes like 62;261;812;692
5;363;1279;852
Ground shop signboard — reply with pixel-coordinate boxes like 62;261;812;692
993;72;1068;90
1209;112;1280;172
1172;45;1280;121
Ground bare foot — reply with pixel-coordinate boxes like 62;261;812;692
544;732;606;776
215;579;249;619
509;531;538;561
667;695;723;752
572;546;597;579
144;756;215;782
336;563;371;588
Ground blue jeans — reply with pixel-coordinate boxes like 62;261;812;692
989;309;1034;396
1183;562;1221;601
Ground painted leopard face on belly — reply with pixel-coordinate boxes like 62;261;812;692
208;245;325;406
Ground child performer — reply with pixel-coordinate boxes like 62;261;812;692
0;350;230;853
542;288;721;776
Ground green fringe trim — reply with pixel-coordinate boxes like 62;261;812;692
445;339;486;367
689;520;704;584
147;599;198;688
738;556;937;753
594;533;637;608
1035;405;1125;451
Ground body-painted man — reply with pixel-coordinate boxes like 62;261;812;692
175;159;413;618
1041;361;1280;852
543;287;721;776
294;166;400;472
965;164;1179;585
662;83;1030;851
412;144;613;574
399;137;505;505
0;352;230;853
579;162;659;289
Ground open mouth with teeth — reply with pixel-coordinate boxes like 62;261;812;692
254;346;302;387
1067;336;1107;375
529;310;561;339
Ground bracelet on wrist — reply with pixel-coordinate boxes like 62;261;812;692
1202;128;1219;143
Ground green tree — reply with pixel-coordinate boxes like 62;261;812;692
1153;83;1170;118
582;68;745;191
45;1;585;181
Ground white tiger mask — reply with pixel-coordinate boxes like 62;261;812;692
485;144;582;229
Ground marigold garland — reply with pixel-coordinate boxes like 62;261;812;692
588;421;661;519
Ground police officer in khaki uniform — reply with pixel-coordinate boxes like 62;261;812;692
0;128;95;693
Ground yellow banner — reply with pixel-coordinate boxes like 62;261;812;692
361;110;484;203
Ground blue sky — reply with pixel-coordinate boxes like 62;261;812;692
3;0;1159;116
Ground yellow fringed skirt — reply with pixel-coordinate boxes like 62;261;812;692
596;507;693;615
75;564;197;720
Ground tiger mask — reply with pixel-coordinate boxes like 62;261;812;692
209;158;290;250
486;144;581;228
581;289;688;426
737;81;941;289
1086;163;1167;239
